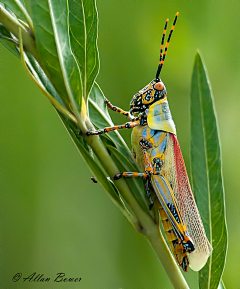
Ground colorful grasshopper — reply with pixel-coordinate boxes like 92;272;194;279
87;12;212;272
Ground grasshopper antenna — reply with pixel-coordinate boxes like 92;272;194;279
156;18;169;80
155;12;179;80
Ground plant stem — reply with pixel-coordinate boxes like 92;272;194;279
0;5;40;62
148;227;190;289
86;132;154;231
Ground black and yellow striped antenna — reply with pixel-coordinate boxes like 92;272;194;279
156;12;179;80
159;18;169;65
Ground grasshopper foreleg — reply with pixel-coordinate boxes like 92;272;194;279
86;120;140;136
104;98;135;120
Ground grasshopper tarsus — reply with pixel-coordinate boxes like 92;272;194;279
149;202;154;210
90;177;98;183
86;129;104;136
113;173;122;180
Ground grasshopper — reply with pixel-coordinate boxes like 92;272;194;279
87;12;212;272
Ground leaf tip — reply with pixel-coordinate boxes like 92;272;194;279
194;50;202;65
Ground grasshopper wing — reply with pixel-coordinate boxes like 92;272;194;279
163;134;212;271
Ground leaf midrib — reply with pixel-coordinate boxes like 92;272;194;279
197;60;212;289
80;0;87;100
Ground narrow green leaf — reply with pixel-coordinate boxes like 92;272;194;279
0;2;39;60
19;27;78;125
68;0;99;100
190;51;228;289
30;0;68;104
0;0;32;28
26;52;66;108
30;0;82;110
0;23;19;57
89;83;135;162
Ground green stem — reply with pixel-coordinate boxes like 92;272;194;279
148;227;190;289
0;5;40;62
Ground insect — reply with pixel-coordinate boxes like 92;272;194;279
87;12;212;272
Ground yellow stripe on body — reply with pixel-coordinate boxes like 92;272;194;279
152;175;188;237
158;202;188;270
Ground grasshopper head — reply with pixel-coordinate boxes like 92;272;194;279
130;79;167;115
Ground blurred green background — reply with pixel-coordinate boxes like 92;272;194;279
1;1;239;288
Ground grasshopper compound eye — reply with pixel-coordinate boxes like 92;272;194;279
154;82;164;91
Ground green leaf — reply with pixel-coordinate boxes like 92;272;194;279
0;0;32;28
190;51;228;289
26;52;66;108
30;0;82;110
69;0;99;101
89;83;135;162
22;46;125;212
0;23;19;57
